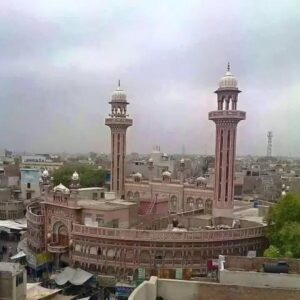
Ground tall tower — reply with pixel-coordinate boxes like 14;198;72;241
105;81;133;198
209;64;246;218
267;131;273;157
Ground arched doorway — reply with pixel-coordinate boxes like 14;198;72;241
133;192;140;202
52;221;68;246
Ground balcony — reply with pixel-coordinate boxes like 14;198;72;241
72;223;265;242
105;117;133;128
47;242;69;254
208;110;246;121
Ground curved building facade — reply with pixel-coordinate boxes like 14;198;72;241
26;68;267;279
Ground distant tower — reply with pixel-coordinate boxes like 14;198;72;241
105;81;133;198
209;64;246;217
181;144;186;156
267;131;273;157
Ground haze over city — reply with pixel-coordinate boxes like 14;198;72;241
0;0;299;156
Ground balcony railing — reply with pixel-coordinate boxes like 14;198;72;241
208;110;246;120
47;243;69;253
71;253;206;268
72;223;265;242
105;118;133;127
26;207;45;224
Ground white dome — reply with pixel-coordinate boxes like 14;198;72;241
133;172;142;178
219;64;238;89
196;176;207;183
53;183;70;194
72;171;79;181
111;82;127;102
42;169;49;177
162;170;171;177
148;158;153;163
180;158;185;164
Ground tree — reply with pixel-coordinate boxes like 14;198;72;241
52;164;107;188
264;193;300;258
89;152;98;160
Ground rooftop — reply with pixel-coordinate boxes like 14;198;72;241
0;262;23;275
77;199;136;210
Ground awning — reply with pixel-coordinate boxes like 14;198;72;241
69;268;93;285
0;219;27;231
54;267;93;286
10;251;26;260
54;267;75;285
27;283;61;300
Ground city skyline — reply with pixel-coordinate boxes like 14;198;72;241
0;1;299;156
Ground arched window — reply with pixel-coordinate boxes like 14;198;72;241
127;191;133;201
186;197;194;210
134;192;140;202
195;198;204;209
170;196;177;212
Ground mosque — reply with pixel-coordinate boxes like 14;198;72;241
26;66;266;279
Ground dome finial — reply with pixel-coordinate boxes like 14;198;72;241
118;79;121;88
227;62;230;72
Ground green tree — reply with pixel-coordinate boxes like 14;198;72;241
265;193;300;258
52;164;107;188
263;245;280;258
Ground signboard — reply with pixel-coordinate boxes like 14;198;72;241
175;268;183;279
36;252;53;264
138;268;145;280
115;286;134;297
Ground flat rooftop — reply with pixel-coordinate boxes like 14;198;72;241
77;199;136;210
0;262;22;275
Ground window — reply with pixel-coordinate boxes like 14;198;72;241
27;182;31;189
111;219;119;228
92;193;98;200
96;217;104;226
26;192;31;200
16;273;23;286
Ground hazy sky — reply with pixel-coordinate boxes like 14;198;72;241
0;0;299;156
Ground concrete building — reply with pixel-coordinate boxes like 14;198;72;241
3;165;20;188
20;155;63;171
20;168;41;201
0;187;24;220
0;174;23;220
0;263;26;300
129;256;300;300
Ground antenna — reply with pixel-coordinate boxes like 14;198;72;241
267;131;273;157
227;62;230;72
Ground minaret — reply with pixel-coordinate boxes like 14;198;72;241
39;169;51;201
69;171;80;204
105;81;133;198
209;64;246;217
266;131;273;157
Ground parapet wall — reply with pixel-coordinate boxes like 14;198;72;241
197;283;300;300
129;277;300;300
224;256;300;274
220;269;300;289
